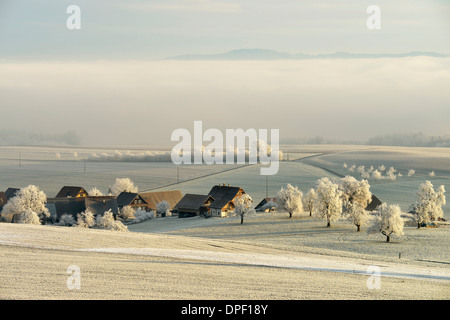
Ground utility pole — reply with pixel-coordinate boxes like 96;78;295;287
19;151;21;168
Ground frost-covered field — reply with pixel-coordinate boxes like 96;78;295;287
0;144;449;299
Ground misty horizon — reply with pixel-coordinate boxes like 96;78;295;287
1;1;449;147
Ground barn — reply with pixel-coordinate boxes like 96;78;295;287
173;194;215;218
85;196;120;219
139;190;184;214
254;197;278;212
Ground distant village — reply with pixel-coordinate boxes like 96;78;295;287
0;184;282;224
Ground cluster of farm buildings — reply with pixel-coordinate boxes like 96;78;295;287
0;184;279;223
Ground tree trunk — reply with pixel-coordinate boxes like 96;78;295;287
417;222;421;229
240;215;244;224
327;221;331;227
386;235;390;242
289;212;292;218
309;210;312;217
356;224;361;232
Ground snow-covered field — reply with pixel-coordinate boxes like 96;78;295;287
0;144;449;299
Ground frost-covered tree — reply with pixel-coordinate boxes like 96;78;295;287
133;209;155;223
313;177;343;227
16;208;41;225
156;201;171;217
369;203;404;242
75;210;96;228
1;185;50;224
340;176;372;208
411;181;446;228
303;188;317;216
120;205;136;220
96;210;128;231
234;194;255;224
88;187;104;196
346;202;369;232
57;214;76;226
110;178;138;196
277;184;303;218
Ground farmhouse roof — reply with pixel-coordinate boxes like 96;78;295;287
116;192;146;207
207;185;244;202
209;199;232;210
173;194;214;211
55;186;88;198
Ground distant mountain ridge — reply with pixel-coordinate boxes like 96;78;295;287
166;49;450;60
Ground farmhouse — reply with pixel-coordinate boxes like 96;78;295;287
55;186;88;198
116;192;148;211
140;190;183;213
173;194;215;218
207;184;247;217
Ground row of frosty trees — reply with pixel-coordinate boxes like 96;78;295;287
235;176;446;242
0;178;168;232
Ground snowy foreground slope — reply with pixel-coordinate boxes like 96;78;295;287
0;216;449;300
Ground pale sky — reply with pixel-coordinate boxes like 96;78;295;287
0;0;449;146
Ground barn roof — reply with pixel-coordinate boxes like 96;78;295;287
254;197;278;210
46;197;87;219
366;194;382;211
173;194;214;211
55;186;88;198
85;196;119;216
140;190;184;210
